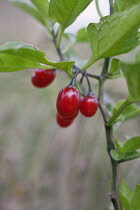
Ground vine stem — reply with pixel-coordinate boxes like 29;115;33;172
98;58;122;210
95;0;103;18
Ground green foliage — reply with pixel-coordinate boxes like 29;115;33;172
49;0;93;30
108;58;123;79
119;182;140;210
110;150;125;161
30;0;49;22
0;53;50;72
112;100;140;123
111;137;140;161
76;28;88;43
114;0;140;12
11;0;46;26
119;180;132;210
131;185;140;210
82;4;140;70
0;42;74;73
120;62;140;101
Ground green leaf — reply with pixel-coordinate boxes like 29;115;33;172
136;50;140;63
110;150;125;161
120;180;132;200
121;136;140;153
82;4;140;70
120;195;130;210
49;0;93;30
0;53;52;72
30;0;49;21
76;28;88;43
114;0;140;12
131;185;140;210
122;151;140;162
108;58;123;79
120;62;140;101
119;180;132;210
115;139;124;153
0;42;75;73
112;100;140;123
11;0;45;26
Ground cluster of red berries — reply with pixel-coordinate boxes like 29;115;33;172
31;68;98;128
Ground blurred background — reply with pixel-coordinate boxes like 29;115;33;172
0;0;140;210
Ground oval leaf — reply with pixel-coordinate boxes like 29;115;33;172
131;185;140;210
114;0;140;12
122;136;140;153
49;0;93;29
0;42;75;73
120;62;140;101
110;150;125;161
0;53;53;72
83;4;140;70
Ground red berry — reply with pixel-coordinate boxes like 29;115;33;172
31;69;56;88
56;113;73;128
56;86;80;117
80;95;98;117
63;110;79;121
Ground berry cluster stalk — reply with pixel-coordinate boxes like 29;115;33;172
51;1;122;209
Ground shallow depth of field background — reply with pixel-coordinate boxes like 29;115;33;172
0;0;140;210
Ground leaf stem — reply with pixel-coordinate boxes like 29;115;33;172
95;0;103;18
57;26;64;48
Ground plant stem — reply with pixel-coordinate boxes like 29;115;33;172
57;26;64;48
98;58;122;210
109;0;114;15
95;0;103;18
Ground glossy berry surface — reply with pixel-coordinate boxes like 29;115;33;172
56;113;73;128
31;69;56;88
56;86;80;118
80;95;98;117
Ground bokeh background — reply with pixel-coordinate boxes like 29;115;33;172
0;0;140;210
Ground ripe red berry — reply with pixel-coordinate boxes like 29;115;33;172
80;95;98;117
56;86;80;118
56;113;73;128
31;69;56;88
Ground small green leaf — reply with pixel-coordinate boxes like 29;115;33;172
121;136;140;153
120;62;140;101
120;180;132;200
0;53;52;72
136;50;140;63
0;42;75;73
11;0;45;25
115;139;124;153
119;180;132;210
49;0;93;30
82;4;140;70
112;100;140;123
110;150;125;161
120;195;131;210
114;0;140;12
76;28;88;43
122;151;140;162
131;185;140;210
108;58;123;79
